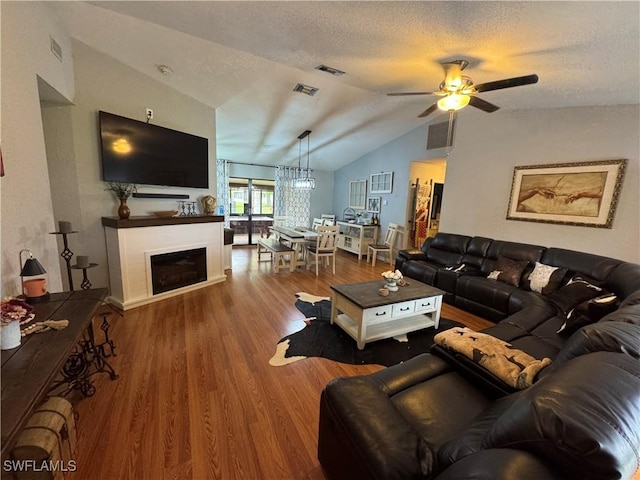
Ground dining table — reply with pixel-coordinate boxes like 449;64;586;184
270;225;318;269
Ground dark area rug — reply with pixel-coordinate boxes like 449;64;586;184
270;292;462;367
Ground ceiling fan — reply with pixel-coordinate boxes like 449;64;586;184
388;60;539;118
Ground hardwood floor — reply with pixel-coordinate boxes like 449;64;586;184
71;247;492;480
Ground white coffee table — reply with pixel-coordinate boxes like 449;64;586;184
330;279;444;350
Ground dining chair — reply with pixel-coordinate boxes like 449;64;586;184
367;223;399;267
311;217;323;231
306;225;339;275
271;216;290;243
321;214;336;224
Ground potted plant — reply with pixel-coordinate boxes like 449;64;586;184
105;182;136;219
1;298;35;349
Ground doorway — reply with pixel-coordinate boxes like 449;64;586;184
405;160;447;248
228;177;275;245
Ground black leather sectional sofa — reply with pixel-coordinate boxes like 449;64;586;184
395;232;640;364
318;232;640;479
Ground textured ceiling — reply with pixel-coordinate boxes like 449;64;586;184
51;1;640;171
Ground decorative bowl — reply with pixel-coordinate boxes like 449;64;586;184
151;210;178;218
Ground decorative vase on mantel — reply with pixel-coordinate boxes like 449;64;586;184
118;197;130;220
105;182;136;220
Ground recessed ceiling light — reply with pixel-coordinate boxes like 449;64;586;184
157;64;173;76
315;64;346;76
293;83;319;96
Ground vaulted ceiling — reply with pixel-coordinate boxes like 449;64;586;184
51;1;640;171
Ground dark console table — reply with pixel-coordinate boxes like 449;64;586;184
1;289;109;458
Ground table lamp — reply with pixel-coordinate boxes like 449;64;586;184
19;249;50;303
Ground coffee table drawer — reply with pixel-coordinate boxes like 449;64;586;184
363;305;393;325
391;300;415;317
415;296;439;313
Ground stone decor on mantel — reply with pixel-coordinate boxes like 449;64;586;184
101;215;226;310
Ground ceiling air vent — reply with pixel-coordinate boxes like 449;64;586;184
315;64;346;76
293;83;319;97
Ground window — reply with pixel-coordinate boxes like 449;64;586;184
251;186;274;215
370;172;393;194
349;180;367;209
229;183;249;214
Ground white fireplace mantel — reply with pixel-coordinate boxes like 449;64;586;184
102;216;226;310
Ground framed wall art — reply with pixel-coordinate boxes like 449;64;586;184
348;179;367;209
506;159;627;228
367;196;381;213
370;172;393;194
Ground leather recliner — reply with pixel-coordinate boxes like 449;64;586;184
318;316;640;479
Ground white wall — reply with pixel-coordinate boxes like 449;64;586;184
443;106;639;262
335;105;640;263
0;3;75;296
41;40;218;290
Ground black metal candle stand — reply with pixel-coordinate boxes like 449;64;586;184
50;229;99;291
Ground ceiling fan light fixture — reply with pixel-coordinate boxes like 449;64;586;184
437;93;470;112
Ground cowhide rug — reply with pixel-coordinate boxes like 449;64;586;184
269;292;462;367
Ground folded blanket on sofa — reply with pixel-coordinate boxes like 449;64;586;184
434;327;552;389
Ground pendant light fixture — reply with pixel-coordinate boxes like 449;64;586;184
292;129;315;189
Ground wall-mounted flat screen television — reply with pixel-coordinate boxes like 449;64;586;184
99;111;209;188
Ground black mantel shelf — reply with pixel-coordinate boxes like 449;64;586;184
102;215;224;229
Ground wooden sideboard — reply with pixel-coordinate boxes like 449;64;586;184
336;221;378;259
1;289;108;458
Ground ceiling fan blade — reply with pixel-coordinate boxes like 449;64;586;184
387;91;435;96
474;74;539;93
469;96;500;113
417;103;439;118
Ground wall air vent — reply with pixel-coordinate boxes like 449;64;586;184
293;83;319;97
50;36;63;62
427;119;456;150
315;64;346;76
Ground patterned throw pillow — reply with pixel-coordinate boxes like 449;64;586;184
487;256;529;287
549;276;604;315
557;293;619;335
525;262;568;295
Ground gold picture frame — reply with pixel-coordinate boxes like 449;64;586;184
506;159;627;228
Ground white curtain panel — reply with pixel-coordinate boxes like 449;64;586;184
216;158;230;227
275;166;310;227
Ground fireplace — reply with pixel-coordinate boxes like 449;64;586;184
150;247;207;295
